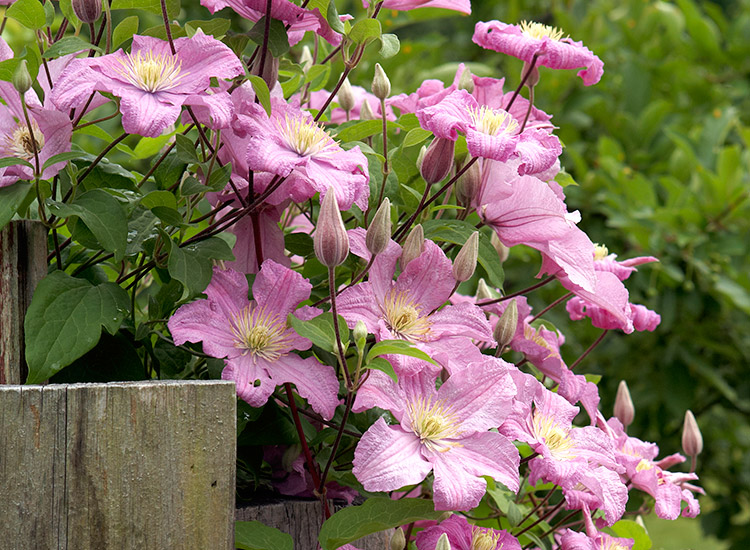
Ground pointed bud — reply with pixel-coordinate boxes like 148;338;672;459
493;300;518;350
453;232;479;283
359;98;377;120
437;511;453;523
682;410;703;458
614;380;635;428
400;224;424;269
338;77;356;113
314;191;349;267
436;533;452;550
454;157;481;206
353;320;368;352
490;232;510;263
372;63;391;100
419;137;455;184
12;60;33;95
521;61;540;88
72;0;102;23
366;198;391;256
255;55;279;90
475;279;497;302
458;66;474;93
389;527;406;550
635;515;648;533
299;46;313;73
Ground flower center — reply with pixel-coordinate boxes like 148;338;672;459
635;459;654;472
277;114;337;157
469;106;519;136
230;304;292;362
594;243;610;261
408;396;461;453
4;121;44;159
381;290;432;341
519;20;566;42
116;51;184;93
532;412;575;460
471;527;503;550
523;325;560;360
600;539;631;550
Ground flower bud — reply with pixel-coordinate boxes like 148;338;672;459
436;533;452;550
338;77;356;113
72;0;102;24
389;527;406;550
314;191;349;267
458;66;474;93
255;55;279;91
419;137;455;184
452;232;479;283
475;279;499;302
372;63;391;101
359;98;377;120
353;320;367;352
490;232;510;263
614;380;635;428
493;300;518;350
521;61;540;88
299;45;313;73
12;60;33;95
681;410;703;458
366;198;391;256
400;224;424;270
454;157;481;206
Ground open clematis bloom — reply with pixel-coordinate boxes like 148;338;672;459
352;358;520;511
559;504;634;550
167;262;340;419
363;0;471;14
51;30;243;137
416;515;521;550
473;20;604;86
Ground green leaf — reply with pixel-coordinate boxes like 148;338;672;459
402;128;432;148
379;34;400;58
24;271;130;384
112;16;139;49
133;134;172;159
43;36;100;59
284;232;314;257
43;0;55;27
364;357;397;382
184;18;231;38
305;64;331;92
141;190;177;211
0;181;34;230
174;134;200;163
335;120;401;143
610;520;652;550
348;19;382;45
318;497;443;550
7;0;47;29
235;521;293;550
111;0;180;19
554;169;579;187
0;157;34;169
47;189;128;262
325;0;345;34
168;237;234;295
289;312;349;354
59;0;82;29
247;17;290;57
42;151;84;171
248;75;272;117
366;339;438;366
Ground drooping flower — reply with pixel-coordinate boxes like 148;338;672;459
363;0;471;14
352;358;520;511
167;262;340;419
415;515;521;550
51;30;244;137
473;20;604;86
559;504;634;550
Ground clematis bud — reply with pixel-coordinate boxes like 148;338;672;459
366;198;391;256
454;157;481;206
475;279;499;302
338;77;356;113
72;0;102;24
299;45;313;73
458;66;474;93
372;63;391;100
389;527;406;550
314;191;349;267
452;232;479;283
436;533;452;550
521;61;540;88
353;320;367;352
682;410;703;458
419;137;455;184
614;380;635;428
12;60;33;94
400;224;424;269
359;98;377;120
490;232;510;263
255;56;279;90
493;300;518;350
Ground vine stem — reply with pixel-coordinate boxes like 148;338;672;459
477;276;556;306
328;266;352;389
530;292;573;323
504;52;540;112
570;329;609;370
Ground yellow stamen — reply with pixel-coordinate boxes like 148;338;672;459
115;50;184;93
381;290;432;341
635;459;654;473
523;324;560;360
469;106;519;136
408;396;462;453
593;243;609;261
532;412;576;460
3;121;44;160
230;304;293;362
471;527;503;550
277;114;337;157
519;20;567;42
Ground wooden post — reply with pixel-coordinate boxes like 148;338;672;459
0;380;236;550
0;220;47;384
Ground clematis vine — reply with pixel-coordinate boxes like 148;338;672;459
415;514;521;550
167;262;340;419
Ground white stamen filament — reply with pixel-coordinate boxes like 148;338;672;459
230;304;293;362
408;396;462;453
381;290;432;341
277;114;337;157
519;20;567;42
3;120;44;160
115;50;184;93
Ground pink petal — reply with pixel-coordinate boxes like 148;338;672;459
271;353;340;420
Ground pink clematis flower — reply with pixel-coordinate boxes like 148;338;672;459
51;30;244;137
559;504;634;550
0;40;72;186
352;358;520;511
363;0;471;14
234;97;369;211
388;63;467;115
416;515;521;550
167;262;340;419
337;228;493;376
473;20;604;86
